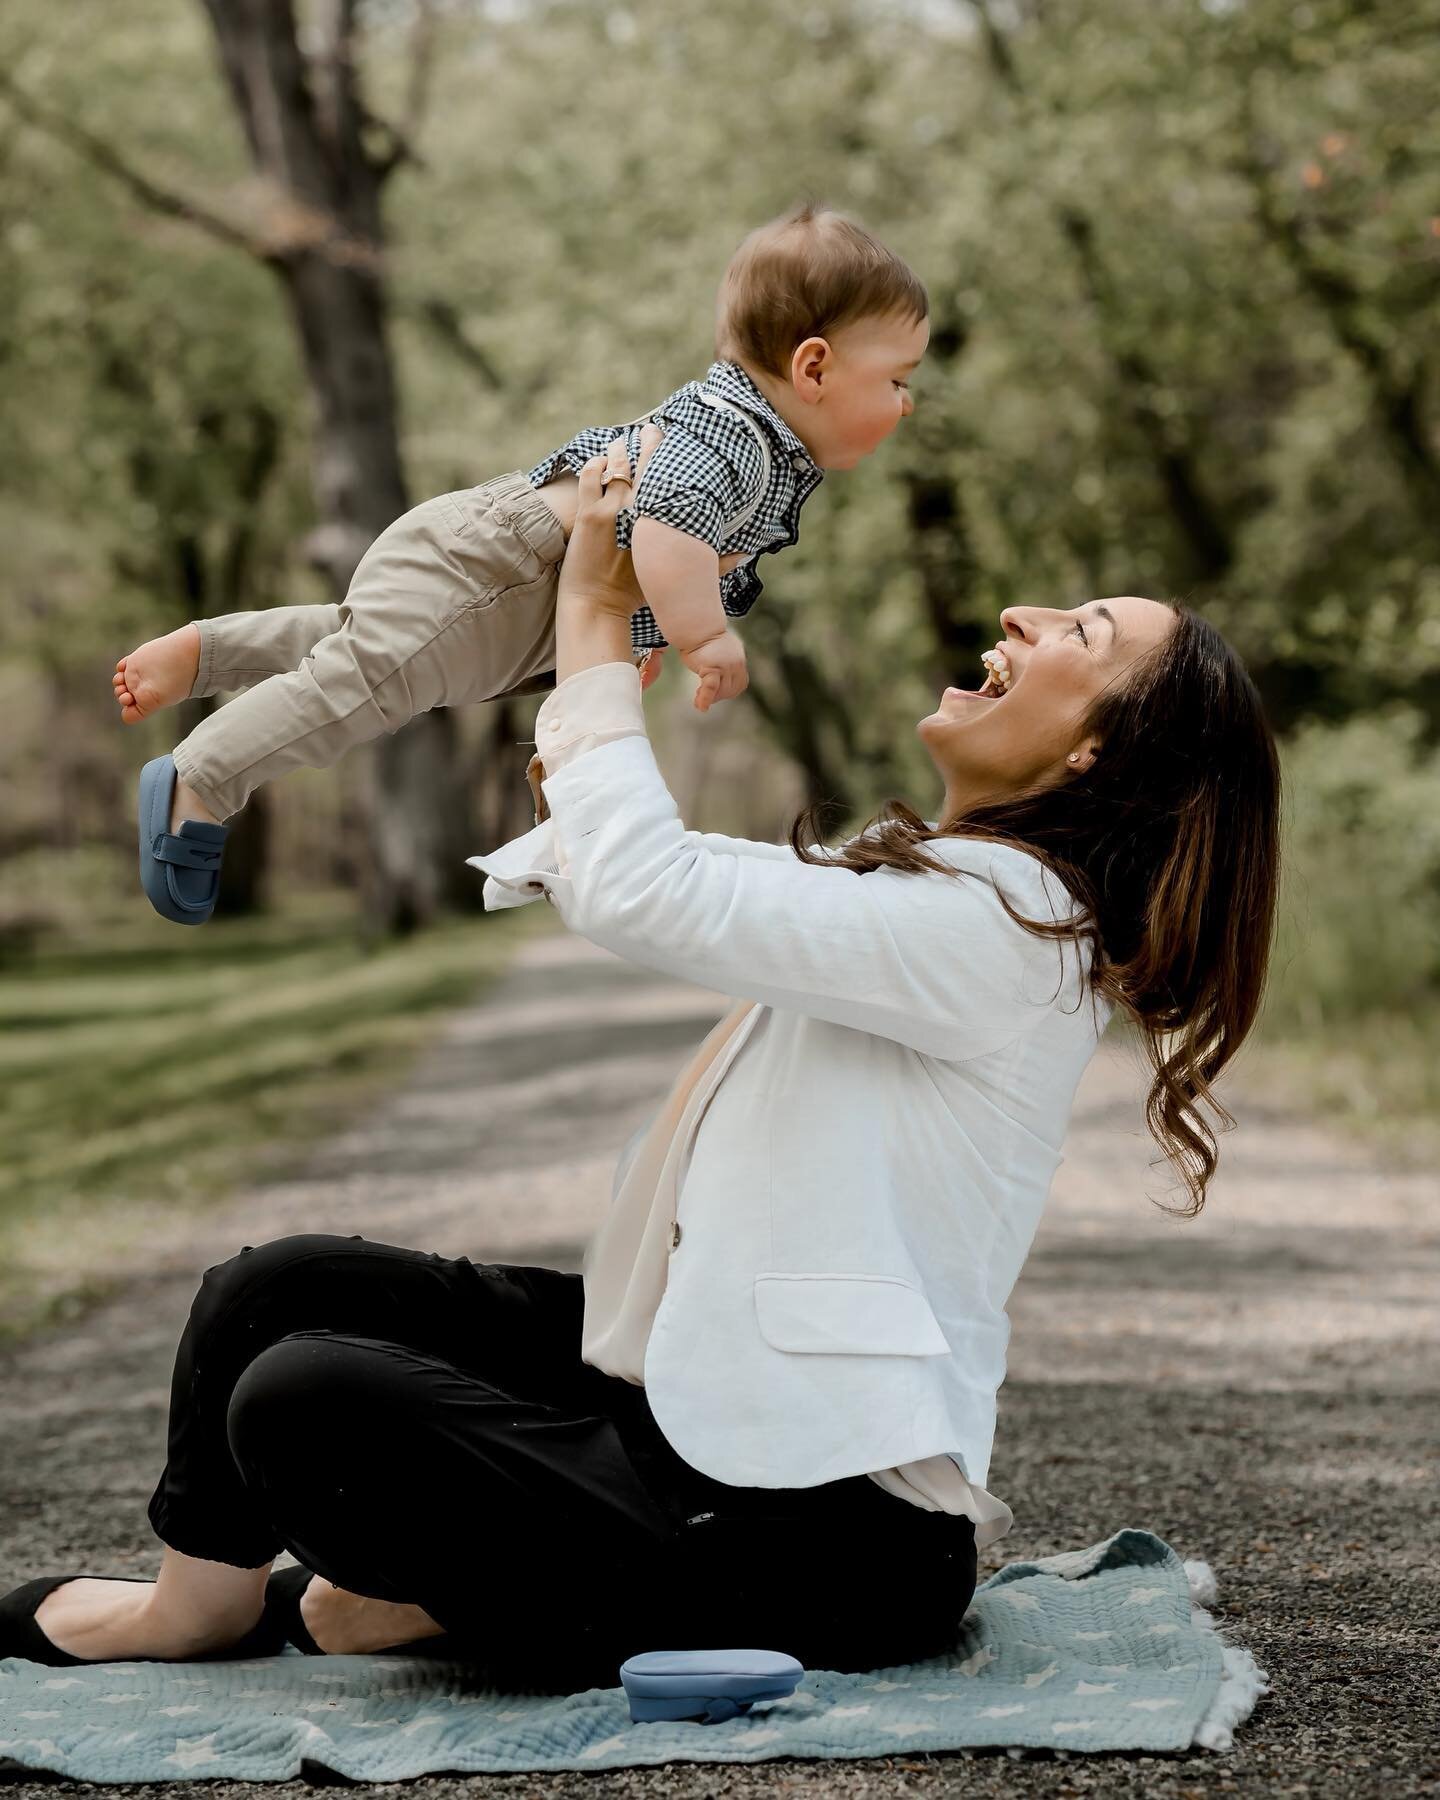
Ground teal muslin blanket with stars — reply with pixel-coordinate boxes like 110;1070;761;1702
0;1529;1269;1781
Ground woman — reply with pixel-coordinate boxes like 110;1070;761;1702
2;428;1280;1689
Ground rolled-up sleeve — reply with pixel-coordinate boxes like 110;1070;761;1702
522;661;648;871
533;660;647;776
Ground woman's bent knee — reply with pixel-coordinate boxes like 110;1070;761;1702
187;1233;364;1336
224;1331;409;1481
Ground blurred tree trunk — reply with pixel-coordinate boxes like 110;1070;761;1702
197;0;467;936
741;610;857;817
469;699;542;855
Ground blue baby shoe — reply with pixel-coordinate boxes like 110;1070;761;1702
138;754;229;925
619;1648;804;1724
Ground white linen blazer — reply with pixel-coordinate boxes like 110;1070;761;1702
469;678;1110;1494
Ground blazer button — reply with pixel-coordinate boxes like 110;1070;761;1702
669;1220;682;1250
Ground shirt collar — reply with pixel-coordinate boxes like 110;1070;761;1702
702;361;823;477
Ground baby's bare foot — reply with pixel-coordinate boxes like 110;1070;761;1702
114;623;201;724
299;1576;447;1655
34;1577;258;1663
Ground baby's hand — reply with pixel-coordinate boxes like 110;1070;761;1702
677;629;748;713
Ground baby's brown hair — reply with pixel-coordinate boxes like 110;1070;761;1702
716;202;928;380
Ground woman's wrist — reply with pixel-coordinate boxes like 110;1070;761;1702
554;592;635;686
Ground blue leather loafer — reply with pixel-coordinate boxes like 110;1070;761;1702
138;754;228;925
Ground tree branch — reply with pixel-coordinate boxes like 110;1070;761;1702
0;67;271;262
0;64;389;274
411;296;506;390
1;62;501;389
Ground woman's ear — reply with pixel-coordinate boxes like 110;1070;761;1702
1066;739;1101;772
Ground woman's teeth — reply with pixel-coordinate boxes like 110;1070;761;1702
979;648;1012;695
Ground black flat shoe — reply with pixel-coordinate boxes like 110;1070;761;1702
263;1564;459;1658
0;1574;286;1667
262;1564;324;1655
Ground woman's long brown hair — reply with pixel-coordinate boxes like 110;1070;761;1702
790;605;1281;1216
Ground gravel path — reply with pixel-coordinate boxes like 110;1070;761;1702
2;927;1437;1797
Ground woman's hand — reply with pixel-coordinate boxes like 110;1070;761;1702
558;424;665;623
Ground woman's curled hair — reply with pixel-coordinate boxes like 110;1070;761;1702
790;605;1281;1217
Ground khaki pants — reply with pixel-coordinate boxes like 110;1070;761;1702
172;472;567;821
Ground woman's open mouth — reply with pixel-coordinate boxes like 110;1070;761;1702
979;646;1014;696
942;646;1014;706
943;658;1015;705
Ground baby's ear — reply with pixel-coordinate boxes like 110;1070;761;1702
789;335;833;399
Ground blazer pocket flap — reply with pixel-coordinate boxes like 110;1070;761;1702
753;1273;949;1357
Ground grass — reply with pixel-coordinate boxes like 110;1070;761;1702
0;896;542;1345
1254;1004;1440;1172
1111;995;1440;1173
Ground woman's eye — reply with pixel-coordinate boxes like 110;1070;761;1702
1073;620;1089;643
893;381;909;390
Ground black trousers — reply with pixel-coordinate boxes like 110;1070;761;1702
146;1233;978;1693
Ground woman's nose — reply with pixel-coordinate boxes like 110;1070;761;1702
1000;606;1070;641
998;607;1031;642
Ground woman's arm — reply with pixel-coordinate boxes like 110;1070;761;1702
541;734;1072;1059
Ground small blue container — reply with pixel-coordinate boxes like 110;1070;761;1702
619;1648;804;1724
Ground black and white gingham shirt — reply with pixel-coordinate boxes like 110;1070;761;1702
527;360;824;650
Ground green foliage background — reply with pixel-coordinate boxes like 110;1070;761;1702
3;0;1439;1124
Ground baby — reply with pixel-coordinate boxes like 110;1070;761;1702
116;202;929;924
